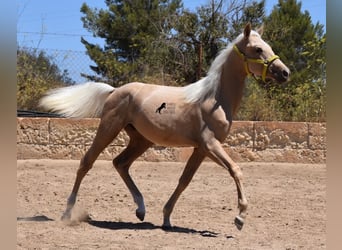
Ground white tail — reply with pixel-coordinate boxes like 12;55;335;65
39;82;115;118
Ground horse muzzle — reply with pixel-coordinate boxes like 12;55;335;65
268;59;290;83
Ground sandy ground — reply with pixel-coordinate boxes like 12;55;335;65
17;159;326;249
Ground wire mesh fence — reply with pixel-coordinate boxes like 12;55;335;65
17;46;101;112
18;46;95;84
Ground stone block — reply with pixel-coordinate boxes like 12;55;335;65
48;118;130;146
49;118;99;145
17;143;51;159
140;146;178;162
17;118;49;144
224;121;254;147
97;145;127;160
308;123;326;150
112;131;130;146
16;118;327;163
48;144;86;159
254;121;308;150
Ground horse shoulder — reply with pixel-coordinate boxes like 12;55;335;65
200;101;232;142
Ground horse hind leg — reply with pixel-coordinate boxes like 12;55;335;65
61;117;125;221
113;125;153;222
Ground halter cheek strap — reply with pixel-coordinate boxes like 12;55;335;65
233;45;279;82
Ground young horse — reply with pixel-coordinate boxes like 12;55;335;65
40;23;289;230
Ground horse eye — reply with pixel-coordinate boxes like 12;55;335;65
256;47;263;53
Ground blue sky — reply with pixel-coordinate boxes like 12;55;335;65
16;0;326;82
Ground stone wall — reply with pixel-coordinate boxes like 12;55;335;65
17;118;326;163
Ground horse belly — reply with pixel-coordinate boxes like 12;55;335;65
134;119;197;147
131;108;199;147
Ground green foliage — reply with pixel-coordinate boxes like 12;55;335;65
264;0;325;122
17;47;73;110
228;0;266;39
237;80;283;121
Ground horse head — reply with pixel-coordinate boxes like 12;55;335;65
234;23;290;83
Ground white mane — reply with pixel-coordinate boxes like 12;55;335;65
183;32;257;103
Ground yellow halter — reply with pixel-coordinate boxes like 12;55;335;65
233;45;279;82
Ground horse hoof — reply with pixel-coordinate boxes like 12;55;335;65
161;224;173;231
162;217;172;230
234;215;244;230
61;212;71;221
136;210;145;221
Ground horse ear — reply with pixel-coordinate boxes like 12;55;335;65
256;24;264;36
244;23;252;38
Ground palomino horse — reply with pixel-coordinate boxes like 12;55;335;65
40;23;290;230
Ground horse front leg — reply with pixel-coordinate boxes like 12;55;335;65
205;139;248;230
162;148;205;229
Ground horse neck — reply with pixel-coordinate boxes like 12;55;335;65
216;50;247;118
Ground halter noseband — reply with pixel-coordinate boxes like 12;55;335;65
233;45;279;82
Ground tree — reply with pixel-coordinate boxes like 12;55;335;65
170;1;230;83
80;0;258;85
262;0;326;121
17;47;73;110
227;0;265;39
80;0;183;86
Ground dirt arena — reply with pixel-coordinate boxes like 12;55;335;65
17;160;326;249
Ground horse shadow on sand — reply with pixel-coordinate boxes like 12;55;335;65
87;219;223;238
17;215;233;239
17;215;54;222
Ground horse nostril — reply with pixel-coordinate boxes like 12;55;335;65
282;70;289;78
